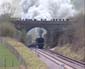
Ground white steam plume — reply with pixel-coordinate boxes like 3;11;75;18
0;0;77;20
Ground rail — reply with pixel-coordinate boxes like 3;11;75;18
36;49;85;69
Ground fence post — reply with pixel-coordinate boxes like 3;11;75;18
4;56;6;69
60;64;65;69
12;58;14;67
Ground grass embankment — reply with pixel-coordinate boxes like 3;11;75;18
0;44;20;69
5;38;47;69
54;44;85;62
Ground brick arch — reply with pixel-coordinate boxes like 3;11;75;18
12;19;71;48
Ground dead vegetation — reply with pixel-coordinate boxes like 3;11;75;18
54;13;85;62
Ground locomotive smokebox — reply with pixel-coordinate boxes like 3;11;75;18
36;38;44;49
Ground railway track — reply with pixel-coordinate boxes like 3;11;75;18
47;50;85;65
35;49;85;69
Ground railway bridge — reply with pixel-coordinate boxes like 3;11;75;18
12;19;71;48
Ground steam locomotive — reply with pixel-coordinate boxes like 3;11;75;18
36;38;44;49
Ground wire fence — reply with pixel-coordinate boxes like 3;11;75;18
0;56;19;68
0;38;27;69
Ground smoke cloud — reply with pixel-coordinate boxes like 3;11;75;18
0;0;77;20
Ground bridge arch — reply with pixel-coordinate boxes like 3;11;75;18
12;19;71;48
26;26;49;34
25;27;48;47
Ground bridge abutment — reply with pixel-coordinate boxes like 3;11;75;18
12;19;71;48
